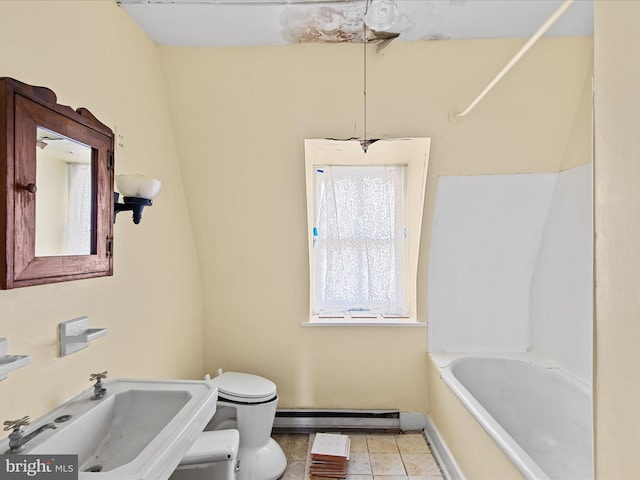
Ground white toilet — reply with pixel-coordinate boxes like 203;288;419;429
171;371;287;480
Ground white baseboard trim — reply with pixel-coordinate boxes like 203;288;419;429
424;414;465;480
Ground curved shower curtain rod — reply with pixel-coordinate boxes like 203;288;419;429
449;0;575;124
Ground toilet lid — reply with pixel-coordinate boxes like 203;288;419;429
212;372;277;403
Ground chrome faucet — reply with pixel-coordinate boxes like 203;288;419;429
3;416;57;453
90;371;108;400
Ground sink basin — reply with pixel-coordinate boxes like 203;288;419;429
0;379;218;480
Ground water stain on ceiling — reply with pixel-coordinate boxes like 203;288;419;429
281;5;365;44
280;1;409;50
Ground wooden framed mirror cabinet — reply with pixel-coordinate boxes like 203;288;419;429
0;78;114;289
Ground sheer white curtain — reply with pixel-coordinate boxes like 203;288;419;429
63;163;92;255
313;165;407;316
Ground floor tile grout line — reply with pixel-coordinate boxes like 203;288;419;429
276;431;445;480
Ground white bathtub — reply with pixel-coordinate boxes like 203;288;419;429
440;356;593;480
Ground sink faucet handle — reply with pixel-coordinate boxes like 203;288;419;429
90;371;108;382
3;416;30;432
90;371;108;400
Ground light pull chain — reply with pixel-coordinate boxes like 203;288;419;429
362;0;370;152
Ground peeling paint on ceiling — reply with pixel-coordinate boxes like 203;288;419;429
281;4;364;44
280;3;403;46
118;0;594;48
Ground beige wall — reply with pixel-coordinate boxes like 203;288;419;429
0;1;204;420
594;2;640;478
160;36;592;411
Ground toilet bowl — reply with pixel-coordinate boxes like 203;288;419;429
169;429;240;480
172;371;287;480
206;372;287;480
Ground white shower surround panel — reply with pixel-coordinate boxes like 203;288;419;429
529;163;593;382
428;171;557;353
428;164;592;382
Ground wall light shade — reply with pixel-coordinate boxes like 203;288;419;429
116;174;162;200
114;174;162;224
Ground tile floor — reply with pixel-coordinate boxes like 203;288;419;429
273;432;445;480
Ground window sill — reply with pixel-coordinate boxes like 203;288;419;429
302;318;427;327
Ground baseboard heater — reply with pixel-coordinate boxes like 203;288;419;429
273;409;401;434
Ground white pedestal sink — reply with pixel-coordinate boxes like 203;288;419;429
0;379;218;480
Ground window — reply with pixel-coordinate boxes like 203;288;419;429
314;165;407;316
305;138;431;324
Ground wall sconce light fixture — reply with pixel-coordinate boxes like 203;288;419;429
114;174;162;224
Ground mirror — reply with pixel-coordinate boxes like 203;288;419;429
35;127;93;256
0;78;114;288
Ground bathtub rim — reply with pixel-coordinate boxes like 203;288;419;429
434;352;593;480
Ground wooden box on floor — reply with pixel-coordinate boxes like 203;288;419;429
309;433;350;478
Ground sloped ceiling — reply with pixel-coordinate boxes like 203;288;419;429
118;0;594;47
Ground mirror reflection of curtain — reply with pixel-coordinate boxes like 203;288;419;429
63;163;91;255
